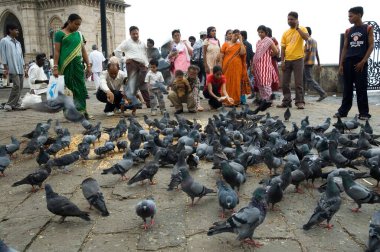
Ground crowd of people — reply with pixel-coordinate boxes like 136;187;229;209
0;7;374;120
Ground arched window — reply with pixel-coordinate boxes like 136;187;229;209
48;17;63;56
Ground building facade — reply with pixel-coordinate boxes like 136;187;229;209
0;0;129;63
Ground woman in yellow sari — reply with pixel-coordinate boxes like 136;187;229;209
53;14;92;119
220;29;250;106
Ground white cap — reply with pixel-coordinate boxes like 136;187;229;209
200;31;207;35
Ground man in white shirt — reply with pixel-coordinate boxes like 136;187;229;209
96;58;128;116
28;53;49;94
114;26;150;108
89;44;106;91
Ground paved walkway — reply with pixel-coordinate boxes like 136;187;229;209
0;87;379;251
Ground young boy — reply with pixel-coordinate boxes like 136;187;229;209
172;70;191;98
144;59;166;116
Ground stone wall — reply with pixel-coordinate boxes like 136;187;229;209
278;64;342;94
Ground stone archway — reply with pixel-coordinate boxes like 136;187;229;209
0;11;25;55
95;18;113;57
48;16;63;57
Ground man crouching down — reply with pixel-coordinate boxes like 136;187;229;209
96;58;128;116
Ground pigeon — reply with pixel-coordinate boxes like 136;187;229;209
78;142;90;160
136;197;157;230
217;180;239;218
46;151;80;172
360;148;380;159
127;158;159;185
81;119;93;131
46;139;64;156
116;140;128;152
328;141;358;169
60;128;71;149
82;135;97;146
313;117;331;133
101;150;134;180
81;178;109;216
179;167;215;206
220;160;246;192
12;166;51;192
167;150;188;191
343;115;360;131
45;184;90;223
339;169;380;212
143;115;155;128
266;182;283;210
22;128;48;154
284;107;291;121
5;136;20;157
0;145;11;176
363;120;373;135
207;187;267;247
357;129;373;150
303;174;342;230
36;147;50;166
291;160;311;193
367;210;380;252
262;147;282;175
0;240;17;252
29;92;84;122
54;119;64;136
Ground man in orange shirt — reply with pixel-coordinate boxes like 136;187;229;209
277;11;309;109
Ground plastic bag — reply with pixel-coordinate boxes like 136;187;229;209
21;92;42;108
47;75;65;100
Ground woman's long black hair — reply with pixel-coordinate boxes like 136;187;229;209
62;14;82;29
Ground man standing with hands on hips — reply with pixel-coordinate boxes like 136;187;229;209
277;11;309;109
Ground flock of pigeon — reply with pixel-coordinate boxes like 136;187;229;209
1;97;380;251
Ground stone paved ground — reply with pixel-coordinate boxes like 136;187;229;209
0;86;380;252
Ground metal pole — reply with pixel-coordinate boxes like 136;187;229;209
100;0;108;63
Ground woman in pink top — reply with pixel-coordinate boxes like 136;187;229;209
252;25;279;102
168;29;193;74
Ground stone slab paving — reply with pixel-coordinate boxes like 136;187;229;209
0;87;380;251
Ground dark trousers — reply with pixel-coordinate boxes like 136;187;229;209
96;89;123;113
7;74;24;107
338;57;369;116
281;58;304;105
303;65;326;96
125;60;150;106
203;85;222;109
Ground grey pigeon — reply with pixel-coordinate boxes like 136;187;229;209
313;117;331;133
5;136;20;157
363;119;373;135
266;182;283;210
303;175;342;230
116;140;128;152
45;184;90;222
207;187;267;247
343;115;360;131
81;119;93;130
101;150;134;180
262;147;282;175
367;210;380;252
179;168;215;206
127;157;160;185
81;178;109;216
36;147;50;166
136;197;157;230
167;150;188;191
0;240;17;252
12;166;51;192
328;141;358;169
220;160;246;192
46;138;64;156
29;92;84;122
78;142;90;160
284;107;291;121
54;119;64;136
46;151;80;172
217;180;239;218
0;145;11;176
339;169;380;212
82;135;97;146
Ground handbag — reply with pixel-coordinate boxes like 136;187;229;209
47;75;65;100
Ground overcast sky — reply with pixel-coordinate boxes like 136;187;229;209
124;0;379;64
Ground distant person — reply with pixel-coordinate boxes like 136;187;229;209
96;58;128;116
203;26;221;77
28;53;49;95
146;38;161;62
168;29;193;74
0;23;25;111
145;59;166;116
186;65;204;111
203;65;233;109
168;69;195;114
89;44;106;91
241;30;255;99
335;6;374;120
188;36;196;47
225;29;232;42
115;26;150;108
191;31;207;86
252;25;279;103
277;11;309;109
267;27;280;93
303;27;327;102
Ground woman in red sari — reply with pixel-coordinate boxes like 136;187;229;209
252;25;279;102
220;29;250;106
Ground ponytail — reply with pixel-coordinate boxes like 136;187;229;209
62;13;82;29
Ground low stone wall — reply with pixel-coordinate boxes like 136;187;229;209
278;64;342;94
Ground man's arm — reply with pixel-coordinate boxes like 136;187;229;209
339;32;348;75
281;46;286;71
316;48;321;67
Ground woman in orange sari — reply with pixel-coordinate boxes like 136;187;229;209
220;29;250;106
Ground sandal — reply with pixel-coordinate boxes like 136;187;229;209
359;114;371;120
333;112;346;118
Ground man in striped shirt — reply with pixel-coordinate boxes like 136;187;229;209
303;27;327;101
